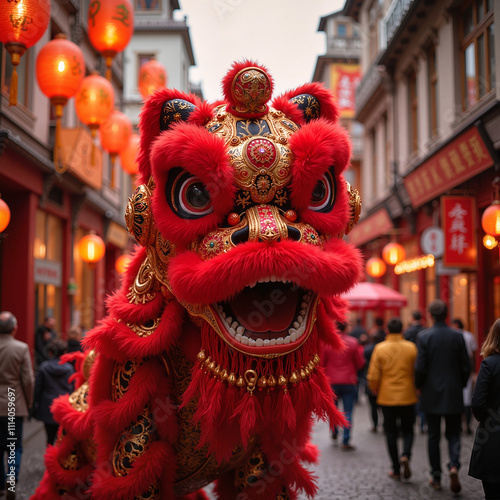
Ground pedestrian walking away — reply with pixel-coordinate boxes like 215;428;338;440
468;318;500;500
31;340;74;446
0;311;35;500
367;317;418;481
415;299;470;494
321;321;365;450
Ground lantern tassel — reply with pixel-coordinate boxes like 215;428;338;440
54;104;67;174
110;153;116;188
91;128;96;167
9;66;18;107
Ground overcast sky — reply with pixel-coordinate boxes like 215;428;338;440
177;0;345;102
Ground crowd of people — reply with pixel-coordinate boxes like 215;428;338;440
321;300;500;500
0;314;81;499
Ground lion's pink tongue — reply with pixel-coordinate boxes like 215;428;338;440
229;283;298;333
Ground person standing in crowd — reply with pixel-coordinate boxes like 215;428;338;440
34;317;56;367
321;321;365;451
415;299;470;493
468;318;500;500
367;317;418;481
32;339;74;446
66;325;83;353
371;317;386;344
452;318;478;435
404;311;424;344
0;312;34;500
349;317;367;344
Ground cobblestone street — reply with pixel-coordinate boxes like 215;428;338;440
17;396;482;500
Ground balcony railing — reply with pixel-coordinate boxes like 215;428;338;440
381;0;416;49
354;62;383;115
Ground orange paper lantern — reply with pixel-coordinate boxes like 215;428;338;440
0;198;11;233
138;59;167;98
87;0;134;80
0;0;50;106
100;109;132;187
78;233;105;265
366;257;386;278
120;134;140;175
115;254;132;274
382;242;406;265
481;201;500;236
75;72;115;132
36;33;85;173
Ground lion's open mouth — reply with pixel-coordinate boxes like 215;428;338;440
211;277;316;353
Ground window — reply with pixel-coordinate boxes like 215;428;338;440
135;0;161;11
460;0;495;109
1;45;30;108
337;23;347;37
428;43;438;137
408;69;418;154
368;2;381;63
370;127;377;197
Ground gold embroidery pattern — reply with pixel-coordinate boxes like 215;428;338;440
59;447;85;471
344;181;362;236
125;181;155;247
68;381;89;412
127;318;161;338
112;407;156;477
127;257;160;305
234;449;266;490
135;484;160;500
231;67;271;115
111;360;142;402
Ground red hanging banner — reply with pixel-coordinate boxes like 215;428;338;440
441;196;477;268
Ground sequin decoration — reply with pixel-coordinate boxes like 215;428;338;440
245;138;277;169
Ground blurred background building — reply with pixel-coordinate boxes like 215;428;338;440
342;0;498;347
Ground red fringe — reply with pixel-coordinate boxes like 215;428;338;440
232;391;261;446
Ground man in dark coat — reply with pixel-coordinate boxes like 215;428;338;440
404;311;424;344
415;299;470;493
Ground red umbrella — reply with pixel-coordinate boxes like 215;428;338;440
343;282;408;310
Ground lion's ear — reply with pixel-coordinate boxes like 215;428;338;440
272;82;340;125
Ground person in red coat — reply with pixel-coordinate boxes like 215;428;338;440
321;322;365;450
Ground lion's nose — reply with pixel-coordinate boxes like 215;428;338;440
230;205;300;245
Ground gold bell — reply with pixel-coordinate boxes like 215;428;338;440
197;350;207;363
289;372;299;384
227;373;236;385
257;376;267;388
236;376;246;388
267;375;277;387
278;375;288;386
207;361;216;372
214;365;221;378
221;369;229;381
300;368;307;379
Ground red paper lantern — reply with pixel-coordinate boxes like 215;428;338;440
382;242;406;265
120;134;140;175
75;72;115;132
36;33;85;173
78;233;105;265
115;254;132;274
366;257;386;278
87;0;134;80
0;198;11;233
0;0;50;106
138;59;167;98
100;109;132;187
481;201;500;236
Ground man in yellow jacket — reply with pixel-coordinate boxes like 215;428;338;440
367;317;418;481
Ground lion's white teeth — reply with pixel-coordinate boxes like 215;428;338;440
284;336;291;344
236;326;245;335
290;331;298;342
301;302;307;309
235;333;242;342
270;339;276;346
256;338;264;346
231;321;238;329
228;327;236;337
222;312;226;319
277;337;284;345
263;339;270;345
241;336;249;345
248;338;256;345
293;321;300;329
298;315;304;324
225;316;232;325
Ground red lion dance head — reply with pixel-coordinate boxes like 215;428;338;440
33;61;362;500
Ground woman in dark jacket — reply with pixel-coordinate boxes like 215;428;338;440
469;318;500;499
32;339;74;445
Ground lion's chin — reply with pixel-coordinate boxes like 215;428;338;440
210;278;317;356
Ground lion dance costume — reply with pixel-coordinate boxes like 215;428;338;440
33;61;362;500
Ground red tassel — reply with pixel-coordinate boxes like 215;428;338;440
180;365;205;409
233;391;261;446
275;388;296;432
262;390;273;419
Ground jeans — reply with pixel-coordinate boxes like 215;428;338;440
331;384;357;445
381;405;415;475
0;416;24;489
426;413;461;480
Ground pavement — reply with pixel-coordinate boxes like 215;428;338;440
15;397;483;500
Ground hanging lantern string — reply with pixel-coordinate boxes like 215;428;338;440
492;177;500;202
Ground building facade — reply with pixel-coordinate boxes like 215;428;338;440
344;0;499;346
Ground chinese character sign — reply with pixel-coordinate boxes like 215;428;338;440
442;196;477;268
330;64;361;118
